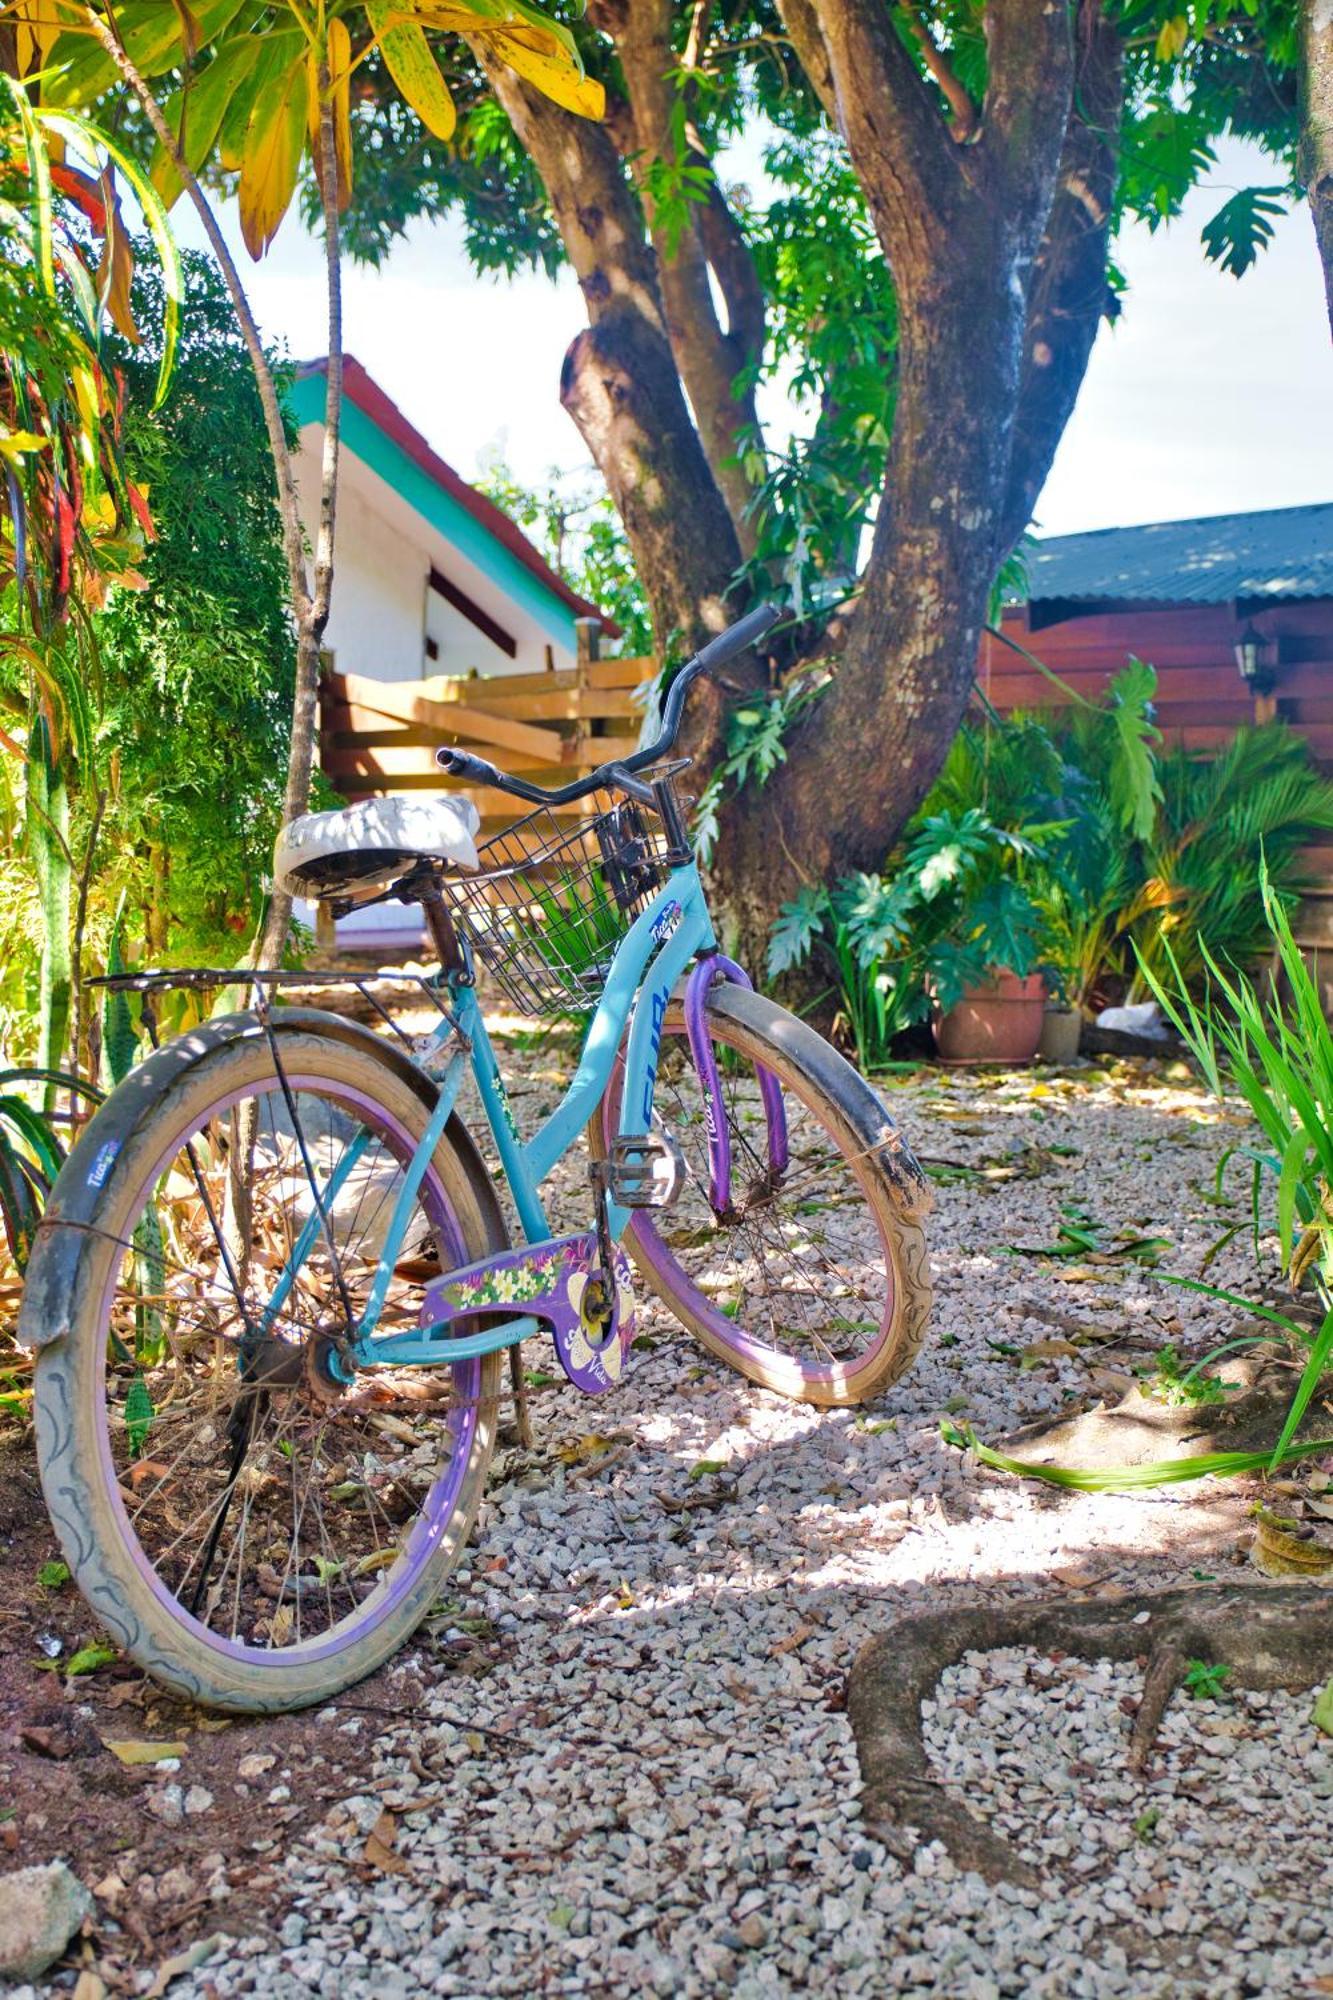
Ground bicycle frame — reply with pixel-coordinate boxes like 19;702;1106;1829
262;856;717;1377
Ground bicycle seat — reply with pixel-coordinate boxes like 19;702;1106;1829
273;794;481;898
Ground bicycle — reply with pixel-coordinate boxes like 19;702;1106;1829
19;604;931;1712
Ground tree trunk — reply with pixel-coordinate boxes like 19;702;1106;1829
720;259;1029;951
1302;0;1333;337
998;1;1123;553
611;0;764;551
709;0;1094;963
477;55;750;674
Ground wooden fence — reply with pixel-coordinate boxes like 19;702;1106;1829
318;622;659;839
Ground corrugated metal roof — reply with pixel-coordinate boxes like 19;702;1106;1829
1023;501;1333;607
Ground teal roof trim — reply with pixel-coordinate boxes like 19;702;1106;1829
288;372;579;650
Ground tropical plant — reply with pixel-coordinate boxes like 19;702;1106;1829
769;806;1060;1070
0;1066;103;1270
0;76;178;1082
27;0;603;967
1129;728;1333;994
1137;862;1333;1473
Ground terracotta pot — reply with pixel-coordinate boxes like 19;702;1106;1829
1038;1004;1083;1065
932;970;1046;1066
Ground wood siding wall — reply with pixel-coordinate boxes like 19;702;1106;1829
979;595;1333;945
978;598;1333;763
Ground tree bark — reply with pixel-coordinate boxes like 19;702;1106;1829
1301;0;1333;338
610;0;764;550
253;74;344;968
476;50;757;755
713;0;1081;953
999;0;1123;553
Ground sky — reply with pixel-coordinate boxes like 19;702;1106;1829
174;134;1333;543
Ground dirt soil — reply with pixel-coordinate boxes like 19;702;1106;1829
0;1429;520;1992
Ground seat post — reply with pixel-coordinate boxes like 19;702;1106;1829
414;869;471;982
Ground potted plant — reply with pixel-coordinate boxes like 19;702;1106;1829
770;807;1057;1068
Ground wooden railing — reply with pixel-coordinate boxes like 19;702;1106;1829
318;622;659;834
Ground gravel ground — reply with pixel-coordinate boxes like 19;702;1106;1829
39;1053;1332;1999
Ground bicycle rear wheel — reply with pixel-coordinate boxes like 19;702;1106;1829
28;1024;505;1712
597;982;931;1405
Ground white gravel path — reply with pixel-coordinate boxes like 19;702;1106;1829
172;1056;1333;2000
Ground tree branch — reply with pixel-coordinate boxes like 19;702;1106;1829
611;0;762;550
997;0;1122;551
695;174;765;367
903;11;977;141
980;0;1078;229
474;41;748;687
805;0;968;258
775;0;839;125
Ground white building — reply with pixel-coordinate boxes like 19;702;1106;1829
290;356;608;684
288;357;612;952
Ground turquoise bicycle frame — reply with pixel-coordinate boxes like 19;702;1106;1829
262;857;716;1376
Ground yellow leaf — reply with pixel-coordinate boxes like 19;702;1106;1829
101;1737;188;1765
1155;15;1189;60
0;430;50;461
487;25;604;119
237;46;309;258
81;489;117;531
366;0;457;141
328;16;355;208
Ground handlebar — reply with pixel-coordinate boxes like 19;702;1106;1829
436;601;782;810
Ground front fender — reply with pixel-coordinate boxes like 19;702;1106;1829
17;1007;502;1352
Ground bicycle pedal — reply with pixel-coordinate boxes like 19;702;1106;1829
593;1132;686;1209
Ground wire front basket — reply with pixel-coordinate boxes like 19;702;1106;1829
439;800;674;1016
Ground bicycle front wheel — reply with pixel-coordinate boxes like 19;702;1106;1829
598;982;931;1405
29;1023;505;1713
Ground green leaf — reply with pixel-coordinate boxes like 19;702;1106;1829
37;1559;70;1590
767;883;827;978
366;0;458;142
41;110;185;406
1313;1678;1333;1737
66;1640;117;1676
1201;186;1288;280
941;1419;1333;1490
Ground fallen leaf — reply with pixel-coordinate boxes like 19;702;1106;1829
556;1432;619;1467
364;1808;407;1874
66;1641;118;1677
102;1738;187;1766
1021;1338;1082;1363
146;1933;228;1997
770;1622;814;1657
72;1973;106;2000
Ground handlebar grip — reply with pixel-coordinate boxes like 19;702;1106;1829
693;602;782;676
437;746;501;786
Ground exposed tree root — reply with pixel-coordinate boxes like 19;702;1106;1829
846;1583;1333;1884
998;1352;1318;1473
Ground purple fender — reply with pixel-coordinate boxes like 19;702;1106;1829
683;953;788;1217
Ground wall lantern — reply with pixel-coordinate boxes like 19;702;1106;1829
1233;623;1277;697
